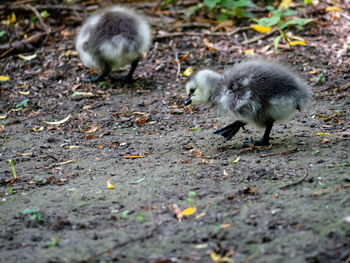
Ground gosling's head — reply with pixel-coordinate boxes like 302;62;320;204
184;70;221;106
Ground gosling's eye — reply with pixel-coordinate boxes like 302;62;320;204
190;89;195;94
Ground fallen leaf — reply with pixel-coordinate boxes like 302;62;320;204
221;223;233;229
321;139;329;144
44;114;71;126
195;212;206;219
17;152;33;156
0;76;10;81
316;133;330;135
289;41;307;46
97;145;105;148
18;53;37;61
85;134;98;140
182;207;197;216
192;243;208;249
232;156;240;163
30;126;44;132
107;180;114;189
250;24;272;34
210;251;233;263
0;115;7;120
81;123;98;133
19;91;30;95
183;67;193;77
16;83;26;89
68;145;80;149
189;149;202;158
249;189;258;194
179;53;190;63
170;204;183;222
335;184;350;191
123;155;143;159
136;116;148;125
223;170;233;177
325;6;341;12
244;49;255;55
278;0;292;9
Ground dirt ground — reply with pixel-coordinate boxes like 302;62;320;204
0;1;350;262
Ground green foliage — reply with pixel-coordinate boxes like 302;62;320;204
30;15;37;24
137;213;144;222
47;238;60;248
0;31;5;38
204;0;256;19
316;73;326;84
20;208;44;224
8;160;17;179
254;6;314;30
121;210;129;219
15;99;29;109
187;191;197;205
40;10;49;18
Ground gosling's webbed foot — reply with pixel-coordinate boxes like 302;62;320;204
110;75;133;83
82;74;107;83
242;137;271;148
214;121;246;140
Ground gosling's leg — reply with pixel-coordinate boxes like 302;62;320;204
243;121;274;147
214;121;246;140
112;58;140;83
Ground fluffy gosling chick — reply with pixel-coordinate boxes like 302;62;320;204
75;6;151;83
184;59;311;146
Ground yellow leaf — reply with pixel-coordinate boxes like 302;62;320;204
0;115;7;120
44;114;71;125
107;180;114;189
192;243;208;249
0;76;10;81
232;156;240;163
182;207;197;216
250;24;272;34
10;12;16;23
278;0;292;10
288;35;305;42
17;152;33;156
325;6;341;12
210;251;222;262
183;67;193;77
19;91;30;95
16;83;26;89
66;50;71;57
68;145;80;149
316;133;330;136
244;49;255;56
289;41;307;46
221;223;233;229
195;212;206;219
18;53;37;61
30;126;44;132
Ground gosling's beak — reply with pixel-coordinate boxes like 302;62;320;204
184;96;192;106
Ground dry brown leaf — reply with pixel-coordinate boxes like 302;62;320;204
170;204;183;222
136;116;148;125
81;123;98;133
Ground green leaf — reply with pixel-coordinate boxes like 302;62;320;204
0;30;5;37
15;98;29;108
274;35;283;52
20;208;40;215
204;0;220;9
40;10;49;18
279;18;315;29
121;210;129;219
137;213;144;222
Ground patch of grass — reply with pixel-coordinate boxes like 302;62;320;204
47;237;60;248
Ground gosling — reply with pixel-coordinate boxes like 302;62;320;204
75;6;152;83
184;59;311;147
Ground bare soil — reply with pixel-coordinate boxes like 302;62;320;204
0;1;349;262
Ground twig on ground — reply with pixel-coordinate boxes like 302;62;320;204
23;4;51;37
279;168;308;190
260;145;298;158
175;52;181;78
